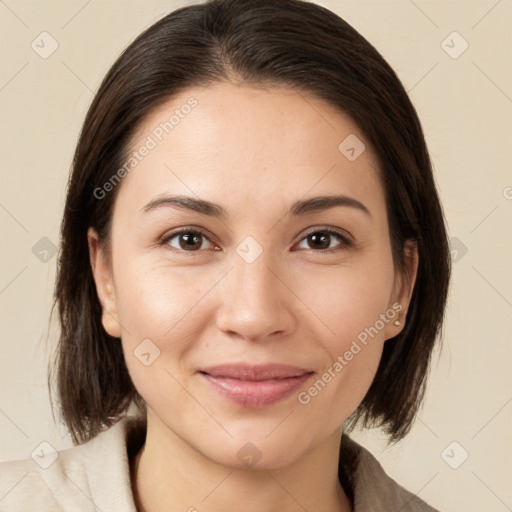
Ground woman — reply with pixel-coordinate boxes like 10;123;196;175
0;0;450;510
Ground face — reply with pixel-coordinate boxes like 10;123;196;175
89;82;417;469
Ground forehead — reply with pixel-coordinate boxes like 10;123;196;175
116;82;385;219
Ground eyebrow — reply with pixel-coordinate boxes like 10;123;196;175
141;194;371;219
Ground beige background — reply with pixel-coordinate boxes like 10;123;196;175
1;0;511;510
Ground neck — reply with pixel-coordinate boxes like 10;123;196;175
131;414;353;512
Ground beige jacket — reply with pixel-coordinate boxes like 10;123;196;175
0;414;440;511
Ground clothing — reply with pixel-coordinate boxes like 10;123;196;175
0;414;439;511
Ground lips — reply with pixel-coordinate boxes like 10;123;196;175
198;363;314;407
200;363;312;380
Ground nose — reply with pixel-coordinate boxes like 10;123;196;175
215;252;296;342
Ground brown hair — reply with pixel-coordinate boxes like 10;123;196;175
48;0;450;446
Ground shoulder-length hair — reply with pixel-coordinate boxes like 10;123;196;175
49;0;450;446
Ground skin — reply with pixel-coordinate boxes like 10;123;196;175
88;82;418;512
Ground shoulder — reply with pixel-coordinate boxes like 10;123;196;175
342;435;441;512
0;414;145;512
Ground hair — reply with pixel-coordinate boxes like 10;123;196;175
48;0;450;450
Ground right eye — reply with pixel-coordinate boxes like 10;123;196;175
161;229;218;252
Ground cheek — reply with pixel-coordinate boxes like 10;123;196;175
297;253;395;350
112;258;219;410
114;259;215;344
293;249;395;415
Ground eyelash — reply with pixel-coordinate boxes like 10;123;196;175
158;226;353;255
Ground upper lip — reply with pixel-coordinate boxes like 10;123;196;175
199;363;313;381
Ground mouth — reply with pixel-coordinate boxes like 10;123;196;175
198;363;315;407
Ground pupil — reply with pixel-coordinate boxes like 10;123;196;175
310;232;329;249
180;233;201;250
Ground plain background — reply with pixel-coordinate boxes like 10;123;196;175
0;1;511;510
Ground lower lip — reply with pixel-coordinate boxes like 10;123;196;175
199;372;314;407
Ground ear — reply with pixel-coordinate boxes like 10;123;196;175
87;227;122;338
384;239;419;340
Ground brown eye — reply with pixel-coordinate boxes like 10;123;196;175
163;230;214;251
296;229;351;252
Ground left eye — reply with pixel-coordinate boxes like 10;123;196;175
296;229;349;251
